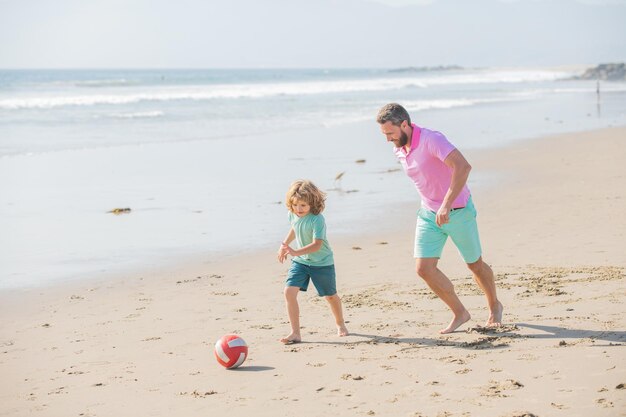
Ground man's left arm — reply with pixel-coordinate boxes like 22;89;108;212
437;149;472;226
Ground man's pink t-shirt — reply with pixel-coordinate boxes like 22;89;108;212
394;124;470;212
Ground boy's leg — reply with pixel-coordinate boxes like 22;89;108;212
309;265;348;337
281;286;302;344
324;294;349;336
416;257;470;334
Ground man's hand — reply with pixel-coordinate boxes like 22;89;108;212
436;206;451;227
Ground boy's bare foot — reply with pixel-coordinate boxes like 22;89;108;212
279;333;301;345
439;310;471;334
337;324;349;337
485;301;503;327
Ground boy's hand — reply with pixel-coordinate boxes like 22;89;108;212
283;244;297;257
277;244;289;263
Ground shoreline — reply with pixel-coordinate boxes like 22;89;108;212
1;126;625;417
3;124;624;296
2;84;625;288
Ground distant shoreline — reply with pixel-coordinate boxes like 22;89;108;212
388;65;464;73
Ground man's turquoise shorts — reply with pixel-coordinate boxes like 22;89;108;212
286;261;337;296
415;196;482;263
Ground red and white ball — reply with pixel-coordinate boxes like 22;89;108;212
214;334;248;369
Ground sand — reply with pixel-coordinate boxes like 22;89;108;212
1;127;625;417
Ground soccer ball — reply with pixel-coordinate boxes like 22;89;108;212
214;334;248;369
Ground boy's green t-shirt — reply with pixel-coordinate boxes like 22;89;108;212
288;212;334;267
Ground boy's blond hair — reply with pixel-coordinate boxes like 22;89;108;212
285;180;326;215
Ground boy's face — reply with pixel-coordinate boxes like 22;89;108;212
291;199;311;217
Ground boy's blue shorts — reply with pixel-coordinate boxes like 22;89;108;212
415;196;482;264
286;261;337;297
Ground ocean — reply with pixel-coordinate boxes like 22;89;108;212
1;67;625;289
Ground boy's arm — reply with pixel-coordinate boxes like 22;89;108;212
285;239;323;257
282;228;296;246
284;216;326;256
277;228;296;263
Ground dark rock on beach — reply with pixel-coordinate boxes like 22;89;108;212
574;63;626;81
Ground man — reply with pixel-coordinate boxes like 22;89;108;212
376;103;503;334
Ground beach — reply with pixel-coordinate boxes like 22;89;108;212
1;126;624;417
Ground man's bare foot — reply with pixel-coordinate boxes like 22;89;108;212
439;310;471;334
337;324;349;337
279;333;301;345
485;301;503;327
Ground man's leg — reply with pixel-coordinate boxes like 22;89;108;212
416;257;471;334
447;199;503;328
467;257;503;327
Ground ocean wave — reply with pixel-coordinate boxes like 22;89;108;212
0;69;574;110
75;79;136;87
402;96;526;112
107;111;164;119
551;84;626;93
320;96;530;127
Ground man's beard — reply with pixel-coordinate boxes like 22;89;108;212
398;130;409;147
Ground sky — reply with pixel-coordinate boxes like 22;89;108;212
0;0;625;69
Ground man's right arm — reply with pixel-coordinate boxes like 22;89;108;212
437;149;472;226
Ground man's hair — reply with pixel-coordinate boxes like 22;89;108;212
376;103;411;126
285;179;326;215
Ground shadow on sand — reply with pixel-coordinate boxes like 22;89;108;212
298;332;511;350
518;323;626;345
291;322;626;350
232;365;276;372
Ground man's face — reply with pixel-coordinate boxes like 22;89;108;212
380;121;408;148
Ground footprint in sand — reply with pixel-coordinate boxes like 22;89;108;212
48;387;66;395
212;291;239;296
341;374;364;381
595;398;614;408
460;337;509;350
179;390;217;398
306;362;326;367
177;274;223;285
482;379;524;397
467;324;519;334
440;356;466;365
